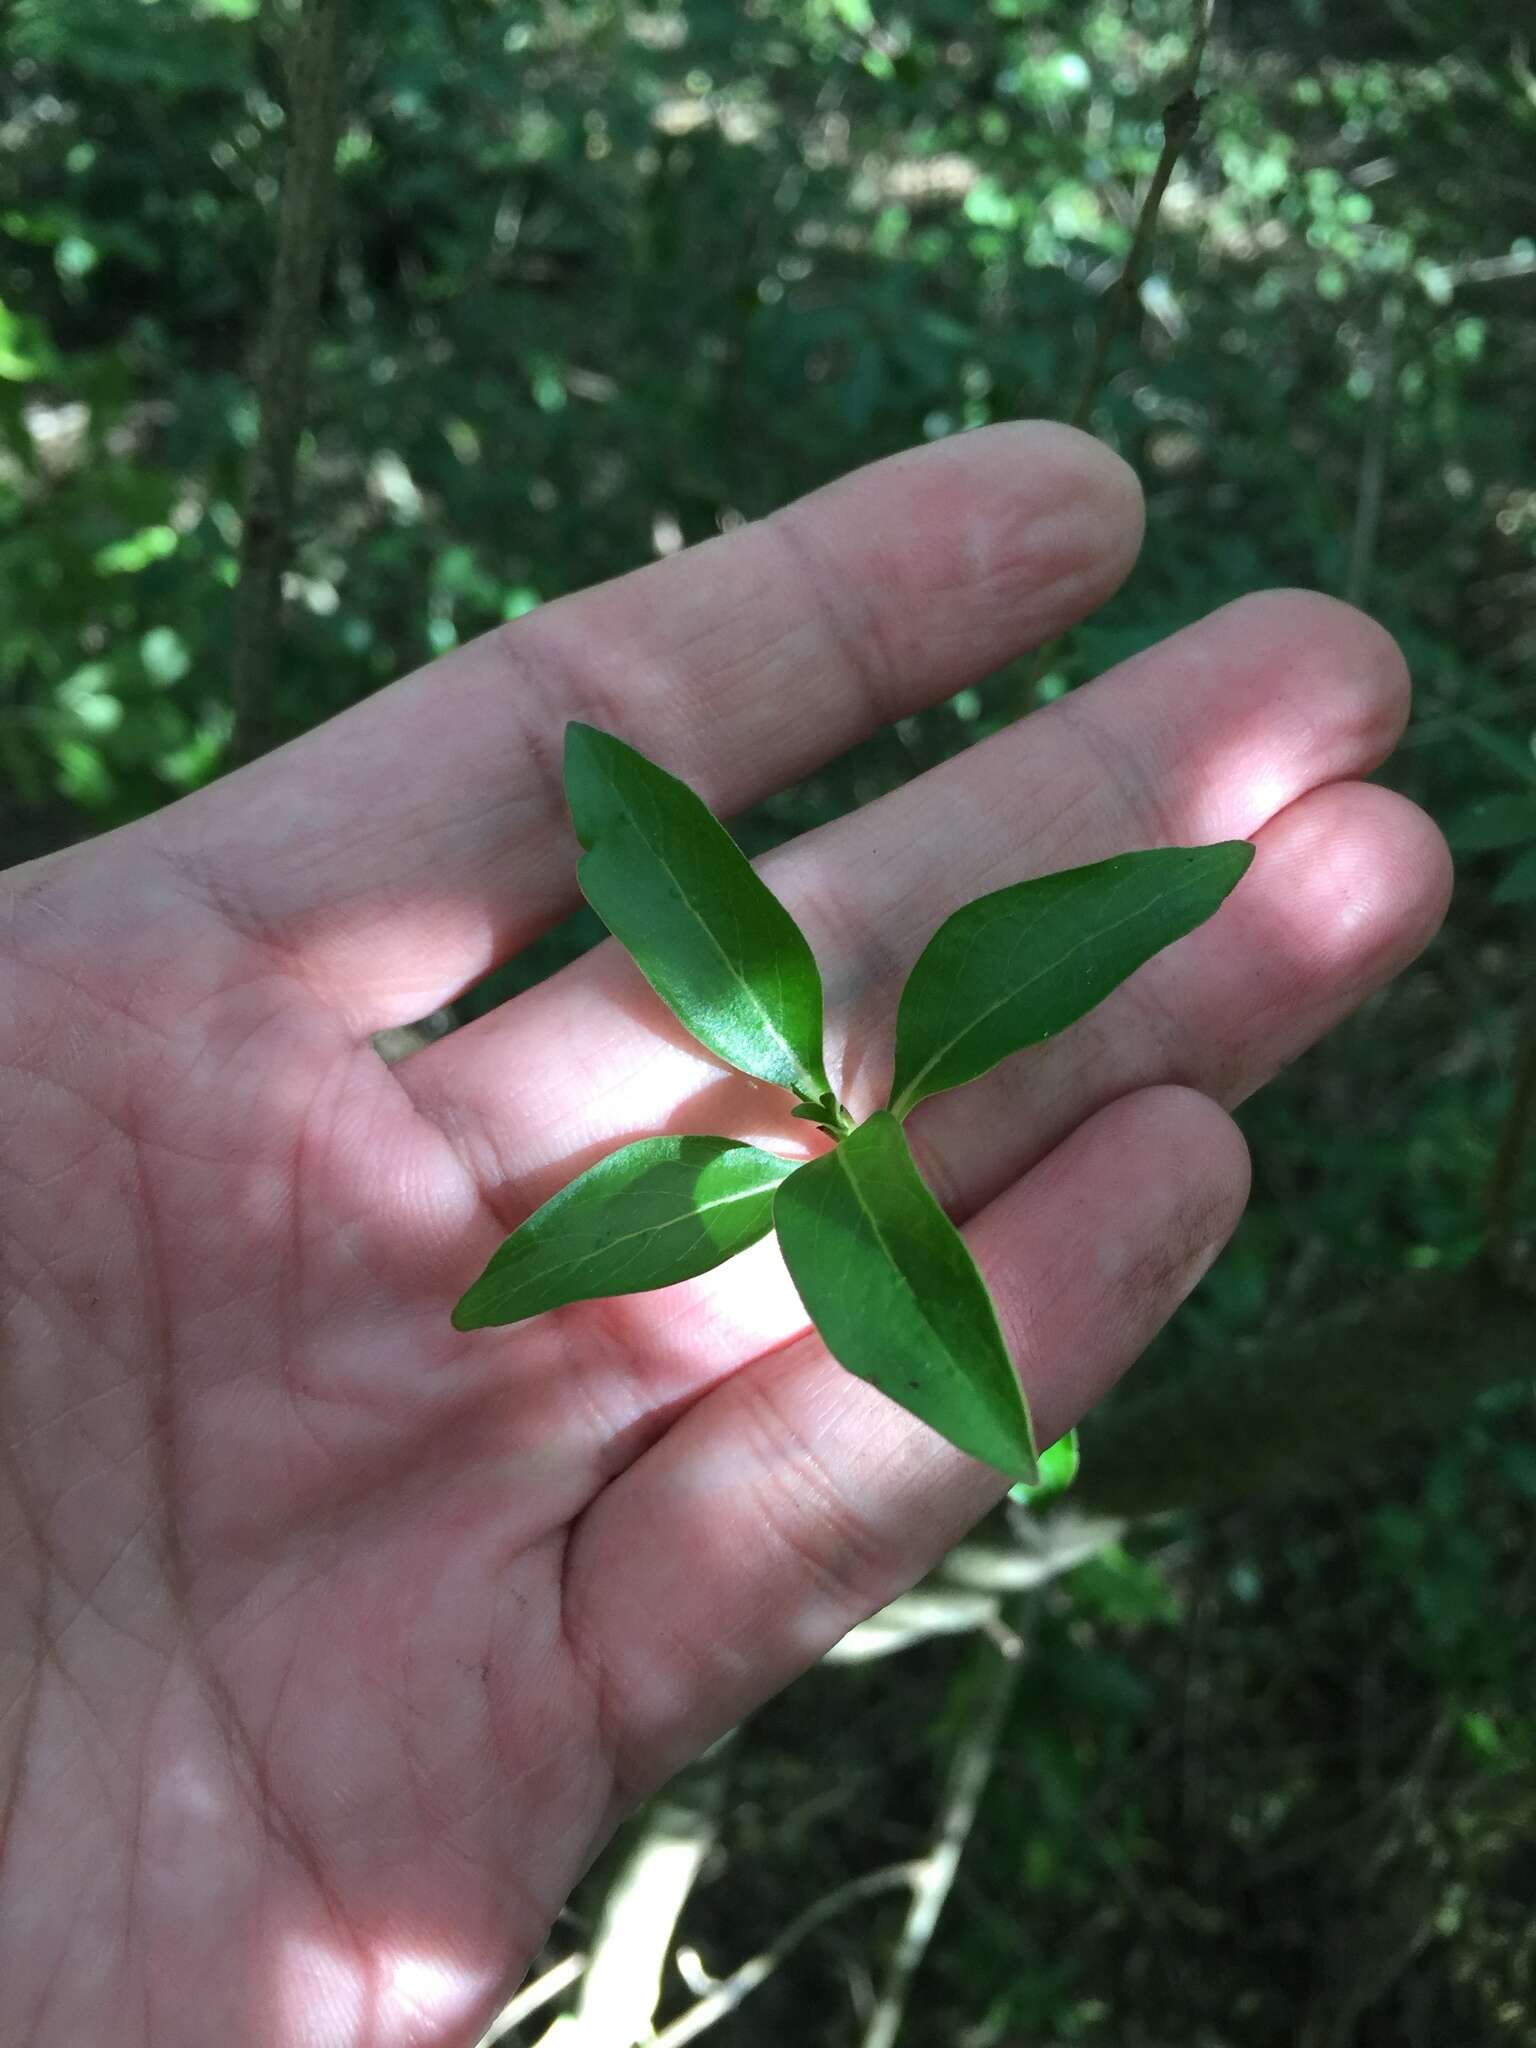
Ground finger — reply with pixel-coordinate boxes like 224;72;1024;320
150;423;1143;1029
404;589;1423;1195
557;1085;1250;1802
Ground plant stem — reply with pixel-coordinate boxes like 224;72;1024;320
531;1754;726;2047
1020;0;1212;697
794;1095;857;1139
229;0;351;766
1067;0;1213;432
649;1865;918;2045
479;1954;588;2041
859;1615;1029;2048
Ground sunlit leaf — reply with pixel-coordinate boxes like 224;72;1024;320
888;845;1253;1117
452;1136;795;1330
565;723;833;1102
1008;1428;1081;1508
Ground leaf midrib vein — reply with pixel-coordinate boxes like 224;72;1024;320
490;1166;785;1292
831;1138;983;1387
629;798;820;1096
898;864;1210;1109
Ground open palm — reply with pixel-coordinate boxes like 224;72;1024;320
0;426;1449;2047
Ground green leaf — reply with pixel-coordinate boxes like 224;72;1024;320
1008;1428;1081;1508
790;1090;854;1137
452;1136;795;1330
888;844;1254;1117
1067;1544;1182;1626
565;723;832;1102
1444;794;1536;853
774;1111;1038;1481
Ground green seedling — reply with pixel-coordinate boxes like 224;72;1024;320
453;723;1253;1483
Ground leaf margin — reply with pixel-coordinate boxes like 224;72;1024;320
564;720;835;1104
774;1109;1039;1482
452;1133;798;1331
887;840;1255;1119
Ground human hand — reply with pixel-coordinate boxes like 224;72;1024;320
0;423;1449;2045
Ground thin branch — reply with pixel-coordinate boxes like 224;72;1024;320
1022;0;1213;696
859;1623;1029;2048
1345;298;1399;609
1445;250;1536;285
1487;995;1536;1263
229;0;351;765
1068;0;1213;430
537;1765;724;2048
479;1955;588;2043
649;1865;919;2047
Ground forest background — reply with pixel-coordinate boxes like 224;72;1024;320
3;1;1534;2041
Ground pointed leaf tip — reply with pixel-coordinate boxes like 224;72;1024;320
774;1112;1038;1481
562;722;833;1103
453;1135;796;1330
889;842;1254;1116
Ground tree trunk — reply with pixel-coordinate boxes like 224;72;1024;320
229;0;351;765
1075;1262;1535;1521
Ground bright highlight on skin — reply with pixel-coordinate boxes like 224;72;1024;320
277;1937;493;2047
452;722;1253;1483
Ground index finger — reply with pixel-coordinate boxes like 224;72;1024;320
151;423;1142;1030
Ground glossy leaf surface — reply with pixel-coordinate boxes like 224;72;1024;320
453;1136;795;1330
1009;1428;1081;1508
774;1111;1038;1482
565;722;832;1101
888;843;1254;1117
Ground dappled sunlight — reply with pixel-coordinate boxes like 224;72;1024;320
275;1930;498;2048
4;3;1525;2042
637;1227;810;1366
395;934;827;1231
1217;763;1295;839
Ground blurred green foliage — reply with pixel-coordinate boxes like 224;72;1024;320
3;0;1534;2039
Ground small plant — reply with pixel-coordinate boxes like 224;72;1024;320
452;724;1253;1481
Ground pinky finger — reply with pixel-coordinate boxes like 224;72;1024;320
561;1083;1251;1808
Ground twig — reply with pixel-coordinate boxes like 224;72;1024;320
1440;249;1536;286
1487;994;1536;1264
1022;0;1213;696
821;1586;1002;1663
479;1955;588;2043
649;1865;918;2046
1345;298;1399;609
1068;0;1213;430
858;1620;1029;2048
825;1513;1120;1659
229;0;351;765
537;1762;725;2048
